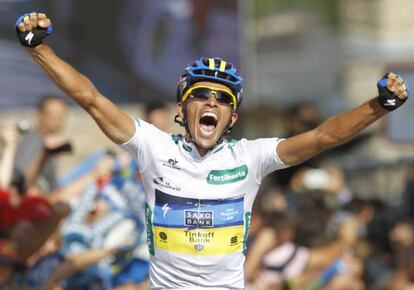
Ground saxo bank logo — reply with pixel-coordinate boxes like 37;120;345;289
184;210;213;227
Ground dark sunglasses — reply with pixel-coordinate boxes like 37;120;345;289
181;86;237;110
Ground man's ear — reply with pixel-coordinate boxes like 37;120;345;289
176;102;184;118
230;112;238;128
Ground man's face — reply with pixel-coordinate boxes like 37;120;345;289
177;81;238;151
38;99;68;135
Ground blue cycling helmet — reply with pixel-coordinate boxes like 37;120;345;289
177;57;244;110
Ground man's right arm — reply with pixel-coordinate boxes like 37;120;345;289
17;13;135;144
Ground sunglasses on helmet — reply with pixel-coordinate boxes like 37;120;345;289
181;85;237;111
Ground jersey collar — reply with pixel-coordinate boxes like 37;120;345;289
181;137;228;160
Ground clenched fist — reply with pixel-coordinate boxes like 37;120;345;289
16;12;52;47
377;72;410;111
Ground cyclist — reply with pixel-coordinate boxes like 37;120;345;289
16;13;409;289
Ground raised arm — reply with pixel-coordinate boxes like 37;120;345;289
39;247;118;290
16;13;135;144
0;121;20;189
277;73;409;166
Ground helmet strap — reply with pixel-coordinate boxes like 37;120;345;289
174;114;186;127
174;103;192;141
225;125;233;136
223;118;233;137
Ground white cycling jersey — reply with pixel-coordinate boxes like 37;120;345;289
122;119;288;289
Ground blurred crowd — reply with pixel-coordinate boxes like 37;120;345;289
0;96;156;290
1;97;414;290
245;103;414;290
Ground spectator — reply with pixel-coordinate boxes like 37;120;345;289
245;210;359;289
385;219;414;290
269;102;323;191
401;166;414;219
56;151;149;289
14;96;69;194
145;101;172;133
0;121;20;190
0;235;122;290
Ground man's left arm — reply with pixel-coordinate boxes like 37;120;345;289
277;73;409;166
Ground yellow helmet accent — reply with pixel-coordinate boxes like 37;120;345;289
219;60;227;72
208;58;215;70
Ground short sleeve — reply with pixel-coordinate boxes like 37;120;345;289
120;118;167;172
237;138;288;183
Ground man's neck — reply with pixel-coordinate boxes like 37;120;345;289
196;147;209;156
184;135;209;156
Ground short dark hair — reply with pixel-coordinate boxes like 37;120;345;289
37;96;67;112
145;101;169;116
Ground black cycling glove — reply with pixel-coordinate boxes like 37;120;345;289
377;72;410;111
15;12;52;48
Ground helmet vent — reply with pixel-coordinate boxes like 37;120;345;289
201;58;209;66
193;69;238;82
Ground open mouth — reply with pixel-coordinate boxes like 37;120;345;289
199;111;218;135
